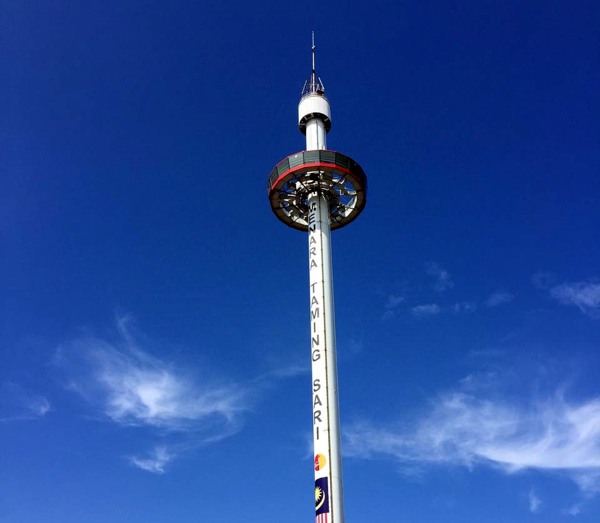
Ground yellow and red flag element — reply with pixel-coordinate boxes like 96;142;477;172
314;453;326;471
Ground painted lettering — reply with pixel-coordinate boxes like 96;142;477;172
313;394;322;408
309;201;317;231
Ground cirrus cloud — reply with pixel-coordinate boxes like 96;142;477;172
411;304;441;317
54;316;251;472
129;445;175;474
0;382;50;422
529;489;542;513
550;279;600;319
485;290;514;308
425;262;454;292
55;336;247;433
344;370;600;498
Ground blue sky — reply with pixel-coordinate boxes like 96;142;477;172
1;1;599;522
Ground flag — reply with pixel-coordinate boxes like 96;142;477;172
315;477;330;515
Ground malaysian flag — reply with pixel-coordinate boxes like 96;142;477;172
315;477;330;523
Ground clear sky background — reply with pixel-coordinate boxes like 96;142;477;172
2;1;599;522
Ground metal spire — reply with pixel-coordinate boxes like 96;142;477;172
312;31;316;73
302;32;325;98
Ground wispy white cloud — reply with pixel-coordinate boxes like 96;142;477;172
485;290;514;308
54;316;251;471
57;321;248;432
411;304;441;317
573;470;600;496
564;503;582;516
426;262;454;292
382;294;405;320
385;294;405;310
528;489;542;513
0;382;51;422
451;301;477;314
344;371;600;497
129;445;174;474
24;394;50;417
254;364;308;381
56;340;246;432
550;279;600;318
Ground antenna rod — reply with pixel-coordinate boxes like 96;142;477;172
312;31;316;72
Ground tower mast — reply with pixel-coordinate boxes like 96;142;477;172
267;36;367;523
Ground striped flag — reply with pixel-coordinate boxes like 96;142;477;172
315;477;330;523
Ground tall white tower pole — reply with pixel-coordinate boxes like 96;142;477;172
301;37;345;523
307;188;344;523
267;34;367;523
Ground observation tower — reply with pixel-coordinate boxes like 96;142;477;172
267;35;367;523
